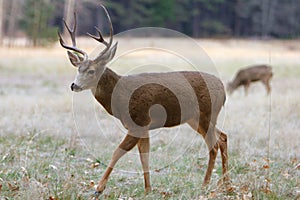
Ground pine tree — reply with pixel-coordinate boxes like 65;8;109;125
21;0;57;46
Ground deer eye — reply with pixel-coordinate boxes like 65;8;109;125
88;70;95;75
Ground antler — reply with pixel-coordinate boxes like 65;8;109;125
87;5;114;63
58;12;88;61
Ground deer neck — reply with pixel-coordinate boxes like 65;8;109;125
92;67;121;115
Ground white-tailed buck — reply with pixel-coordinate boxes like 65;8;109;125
227;65;273;95
58;5;229;197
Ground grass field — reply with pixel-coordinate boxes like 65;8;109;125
0;38;299;199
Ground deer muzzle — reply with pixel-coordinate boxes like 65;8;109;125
70;83;82;92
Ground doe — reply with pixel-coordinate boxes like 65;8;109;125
227;64;273;95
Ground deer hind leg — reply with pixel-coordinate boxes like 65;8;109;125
95;133;139;195
137;136;151;193
188;118;219;186
203;128;219;186
262;78;271;95
216;129;230;184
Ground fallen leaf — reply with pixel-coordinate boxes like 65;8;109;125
160;191;172;198
86;158;94;163
242;193;252;200
262;187;272;194
8;182;19;192
90;180;95;187
91;162;100;168
261;182;272;194
208;190;216;198
263;165;270;169
20;166;27;173
49;165;58;170
240;185;249;193
291;157;298;165
226;184;235;193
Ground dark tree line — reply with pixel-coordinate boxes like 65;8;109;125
1;0;300;46
104;0;300;38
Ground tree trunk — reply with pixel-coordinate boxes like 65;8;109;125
192;2;200;37
32;1;38;46
261;0;277;38
7;0;18;46
0;0;3;45
234;0;241;36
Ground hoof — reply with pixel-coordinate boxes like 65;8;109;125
202;180;209;187
93;190;103;200
93;184;106;198
145;187;152;194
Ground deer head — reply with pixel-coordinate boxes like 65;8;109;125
226;82;234;94
58;5;117;92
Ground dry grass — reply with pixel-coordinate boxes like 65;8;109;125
0;38;299;199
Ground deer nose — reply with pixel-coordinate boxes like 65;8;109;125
70;83;75;91
70;83;80;91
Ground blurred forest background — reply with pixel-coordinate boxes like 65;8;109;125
1;0;300;46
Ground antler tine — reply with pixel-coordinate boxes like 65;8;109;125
101;4;114;47
90;5;115;63
63;12;77;46
87;26;108;45
58;12;88;60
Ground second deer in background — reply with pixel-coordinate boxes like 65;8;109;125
227;65;273;96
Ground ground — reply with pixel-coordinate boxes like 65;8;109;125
0;38;299;199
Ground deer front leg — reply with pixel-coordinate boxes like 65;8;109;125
95;134;139;196
262;79;271;95
187;119;219;186
137;137;151;193
244;82;250;96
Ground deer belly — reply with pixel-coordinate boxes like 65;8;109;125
128;103;182;130
128;95;189;130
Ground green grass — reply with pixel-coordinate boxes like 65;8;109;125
0;132;298;199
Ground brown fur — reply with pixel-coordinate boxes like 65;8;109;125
227;64;273;95
94;69;226;130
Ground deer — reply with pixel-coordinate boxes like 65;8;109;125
227;64;273;96
58;5;230;198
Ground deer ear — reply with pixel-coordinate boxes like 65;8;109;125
67;51;83;67
96;42;118;65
